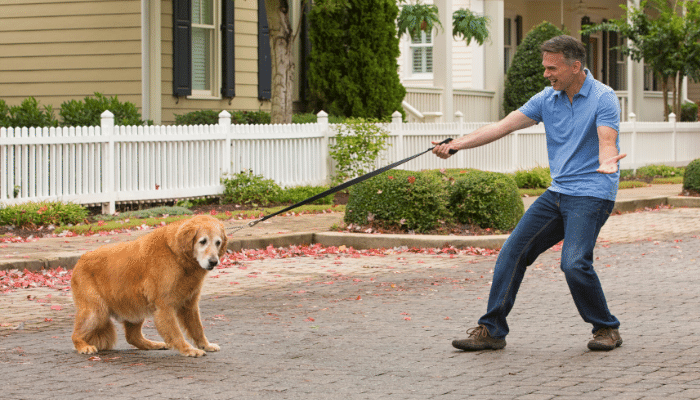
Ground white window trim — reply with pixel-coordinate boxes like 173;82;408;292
504;11;517;74
407;30;433;80
188;0;222;100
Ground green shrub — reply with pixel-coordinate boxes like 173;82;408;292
221;170;282;206
636;164;684;178
231;110;271;125
449;170;524;231
512;166;551;189
291;113;318;124
670;102;698;122
682;159;700;193
681;102;698;122
1;97;59;128
277;185;334;205
329;118;390;184
345;170;450;233
60;92;146;127
0;100;10;127
308;0;406;119
502;21;565;115
0;201;88;228
174;110;219;125
100;206;193;221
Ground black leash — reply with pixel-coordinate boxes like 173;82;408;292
226;137;457;233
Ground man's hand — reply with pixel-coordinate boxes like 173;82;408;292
432;141;458;159
597;153;627;174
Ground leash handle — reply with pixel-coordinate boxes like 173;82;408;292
433;137;458;155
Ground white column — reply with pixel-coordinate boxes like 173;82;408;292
626;0;644;120
483;0;504;120
433;0;454;122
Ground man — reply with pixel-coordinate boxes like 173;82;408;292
432;35;626;351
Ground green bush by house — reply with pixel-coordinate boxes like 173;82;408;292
60;92;147;126
308;0;406;120
0;98;59;128
502;21;565;115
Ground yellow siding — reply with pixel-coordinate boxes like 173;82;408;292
0;0;142;111
160;0;269;125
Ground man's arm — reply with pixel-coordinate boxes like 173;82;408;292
432;111;537;159
596;125;627;174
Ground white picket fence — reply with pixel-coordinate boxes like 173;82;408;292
1;110;699;214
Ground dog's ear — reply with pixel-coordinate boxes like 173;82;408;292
218;221;228;257
175;219;199;257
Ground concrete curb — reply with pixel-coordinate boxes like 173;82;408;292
3;195;699;273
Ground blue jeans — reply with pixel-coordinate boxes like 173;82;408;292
478;190;620;338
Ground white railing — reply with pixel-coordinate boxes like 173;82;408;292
2;110;699;214
403;87;496;123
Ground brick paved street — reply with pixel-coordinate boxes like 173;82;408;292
2;232;700;399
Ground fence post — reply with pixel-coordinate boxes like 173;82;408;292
511;130;519;173
669;112;677;163
392;110;403;167
629;112;637;172
318;110;330;184
101;110;115;214
219;110;232;178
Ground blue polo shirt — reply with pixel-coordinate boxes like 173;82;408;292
519;69;621;201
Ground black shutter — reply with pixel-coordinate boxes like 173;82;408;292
258;0;271;100
221;0;235;98
515;15;522;45
172;0;192;97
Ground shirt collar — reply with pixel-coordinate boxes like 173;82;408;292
553;68;593;99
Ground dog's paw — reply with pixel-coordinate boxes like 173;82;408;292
77;345;98;355
149;341;169;350
202;343;220;352
180;347;207;357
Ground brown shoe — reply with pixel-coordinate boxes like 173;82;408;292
452;325;506;351
587;327;623;351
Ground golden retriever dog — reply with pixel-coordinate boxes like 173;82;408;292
71;215;227;357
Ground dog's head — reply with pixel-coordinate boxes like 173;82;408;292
177;216;228;271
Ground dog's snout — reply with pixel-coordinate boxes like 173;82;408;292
207;258;219;270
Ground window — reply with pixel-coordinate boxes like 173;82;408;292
410;31;433;75
172;0;235;99
191;0;216;94
504;15;521;74
504;17;514;73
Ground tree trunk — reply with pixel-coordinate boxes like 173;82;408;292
264;0;295;124
660;74;670;121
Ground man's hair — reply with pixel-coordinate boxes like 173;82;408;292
540;35;586;67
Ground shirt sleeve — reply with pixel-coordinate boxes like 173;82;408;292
596;90;621;132
518;89;547;124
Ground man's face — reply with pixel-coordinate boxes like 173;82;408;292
542;51;579;92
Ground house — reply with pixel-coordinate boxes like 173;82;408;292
1;0;697;125
397;0;700;122
0;0;274;125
